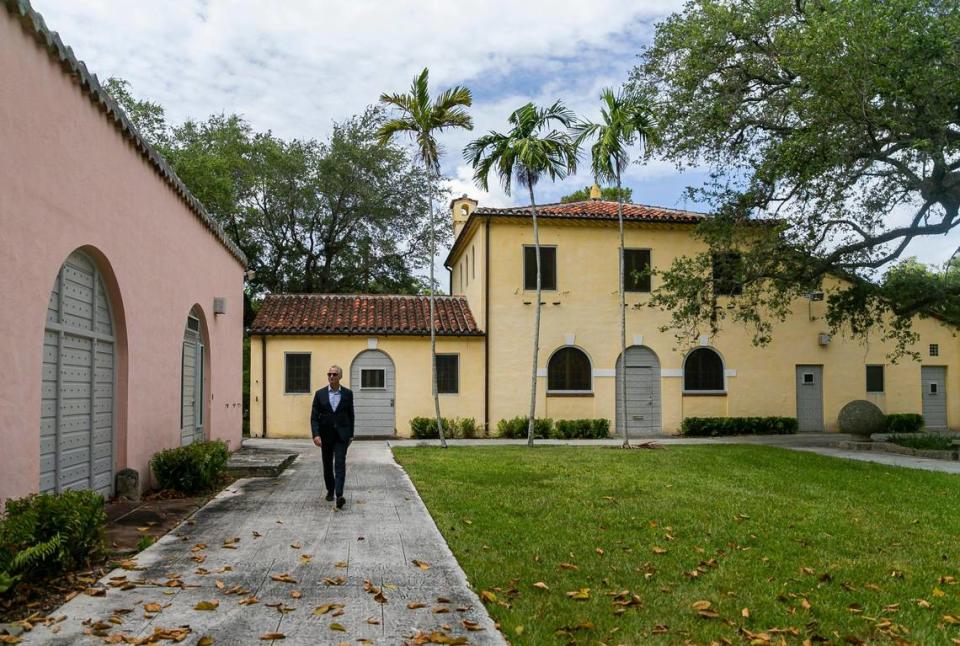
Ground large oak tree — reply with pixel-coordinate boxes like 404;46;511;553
629;0;960;355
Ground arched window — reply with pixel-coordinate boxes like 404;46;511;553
684;348;724;391
548;347;591;392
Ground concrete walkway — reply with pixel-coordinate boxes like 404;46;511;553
23;442;505;645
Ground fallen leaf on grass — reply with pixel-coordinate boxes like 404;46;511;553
533;581;549;591
195;600;219;611
480;591;497;603
412;559;431;570
801;598;812;610
559;562;579;570
934;587;947;597
259;633;285;641
651;546;668;555
595;548;605;556
692;600;712;611
742;607;750;618
566;588;590;600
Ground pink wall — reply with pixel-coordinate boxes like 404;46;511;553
0;12;244;502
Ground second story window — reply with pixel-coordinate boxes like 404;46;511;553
624;249;652;292
712;252;743;297
524;246;557;291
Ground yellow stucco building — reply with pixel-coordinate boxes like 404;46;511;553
249;195;958;438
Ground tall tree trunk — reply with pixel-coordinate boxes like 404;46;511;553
617;171;630;448
527;184;542;447
428;171;447;448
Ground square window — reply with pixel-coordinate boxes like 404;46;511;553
435;354;459;394
866;365;884;393
930;344;940;357
523;246;557;291
624;249;651;292
361;369;385;389
284;354;311;394
930;383;939;395
712;252;743;296
803;372;815;385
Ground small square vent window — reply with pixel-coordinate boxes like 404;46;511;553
930;344;939;357
803;373;815;384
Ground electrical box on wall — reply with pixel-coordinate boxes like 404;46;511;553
818;333;831;346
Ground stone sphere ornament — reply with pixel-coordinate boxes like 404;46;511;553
837;400;885;440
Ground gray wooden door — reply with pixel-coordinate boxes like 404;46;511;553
350;350;395;437
616;346;662;435
181;317;204;445
41;251;115;496
796;365;824;432
921;366;947;429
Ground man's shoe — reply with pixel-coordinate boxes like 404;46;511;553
336;496;346;509
325;491;334;502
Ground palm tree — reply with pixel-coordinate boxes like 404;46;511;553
574;88;658;447
377;68;473;448
465;102;579;446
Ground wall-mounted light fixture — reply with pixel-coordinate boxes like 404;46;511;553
213;297;227;315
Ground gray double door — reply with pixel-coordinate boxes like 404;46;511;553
921;366;947;430
615;346;662;435
350;350;396;437
41;251;115;496
796;365;824;432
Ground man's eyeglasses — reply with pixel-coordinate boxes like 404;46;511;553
327;373;339;377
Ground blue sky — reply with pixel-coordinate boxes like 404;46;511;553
32;0;955;271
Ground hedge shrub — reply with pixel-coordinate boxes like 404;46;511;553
888;433;955;451
409;417;485;439
553;418;610;439
150;440;229;494
681;416;798;437
0;490;106;593
884;413;924;434
497;416;553;439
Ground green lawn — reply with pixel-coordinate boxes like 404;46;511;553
393;445;960;645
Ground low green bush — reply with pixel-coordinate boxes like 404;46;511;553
888;434;956;451
0;490;106;593
884;413;924;434
681;416;798;437
409;417;484;439
553;419;610;439
497;416;553;439
150;440;229;494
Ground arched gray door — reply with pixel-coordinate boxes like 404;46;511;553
350;350;396;437
616;346;662;436
41;251;115;495
181;315;204;445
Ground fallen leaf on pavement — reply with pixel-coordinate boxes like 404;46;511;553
259;633;285;641
412;559;431;570
329;623;346;632
198;637;214;646
271;573;298;584
407;602;426;609
195;600;219;611
290;590;302;599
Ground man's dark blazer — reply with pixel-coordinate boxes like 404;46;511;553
311;386;355;442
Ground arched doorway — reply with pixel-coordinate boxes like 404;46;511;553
615;346;662;436
180;307;209;446
350;350;396;437
40;250;116;495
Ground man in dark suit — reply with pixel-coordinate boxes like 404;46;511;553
310;364;354;509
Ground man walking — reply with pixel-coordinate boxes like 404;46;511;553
310;365;354;509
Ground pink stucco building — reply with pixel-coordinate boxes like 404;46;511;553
0;0;246;503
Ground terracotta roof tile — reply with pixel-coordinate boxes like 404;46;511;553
250;294;483;336
475;199;707;223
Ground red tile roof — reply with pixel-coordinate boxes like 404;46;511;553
476;199;708;223
250;294;483;336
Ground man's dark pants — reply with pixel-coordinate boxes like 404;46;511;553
320;434;349;497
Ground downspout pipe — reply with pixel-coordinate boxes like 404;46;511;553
484;218;490;435
261;334;267;438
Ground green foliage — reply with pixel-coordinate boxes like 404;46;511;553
0;490;106;588
681;417;798;437
888;434;956;451
631;0;960;351
497;417;554;439
0;570;17;594
885;413;925;434
150;440;229;494
553;419;610;439
410;417;485;439
136;535;157;551
560;185;633;203
104;80;443;298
